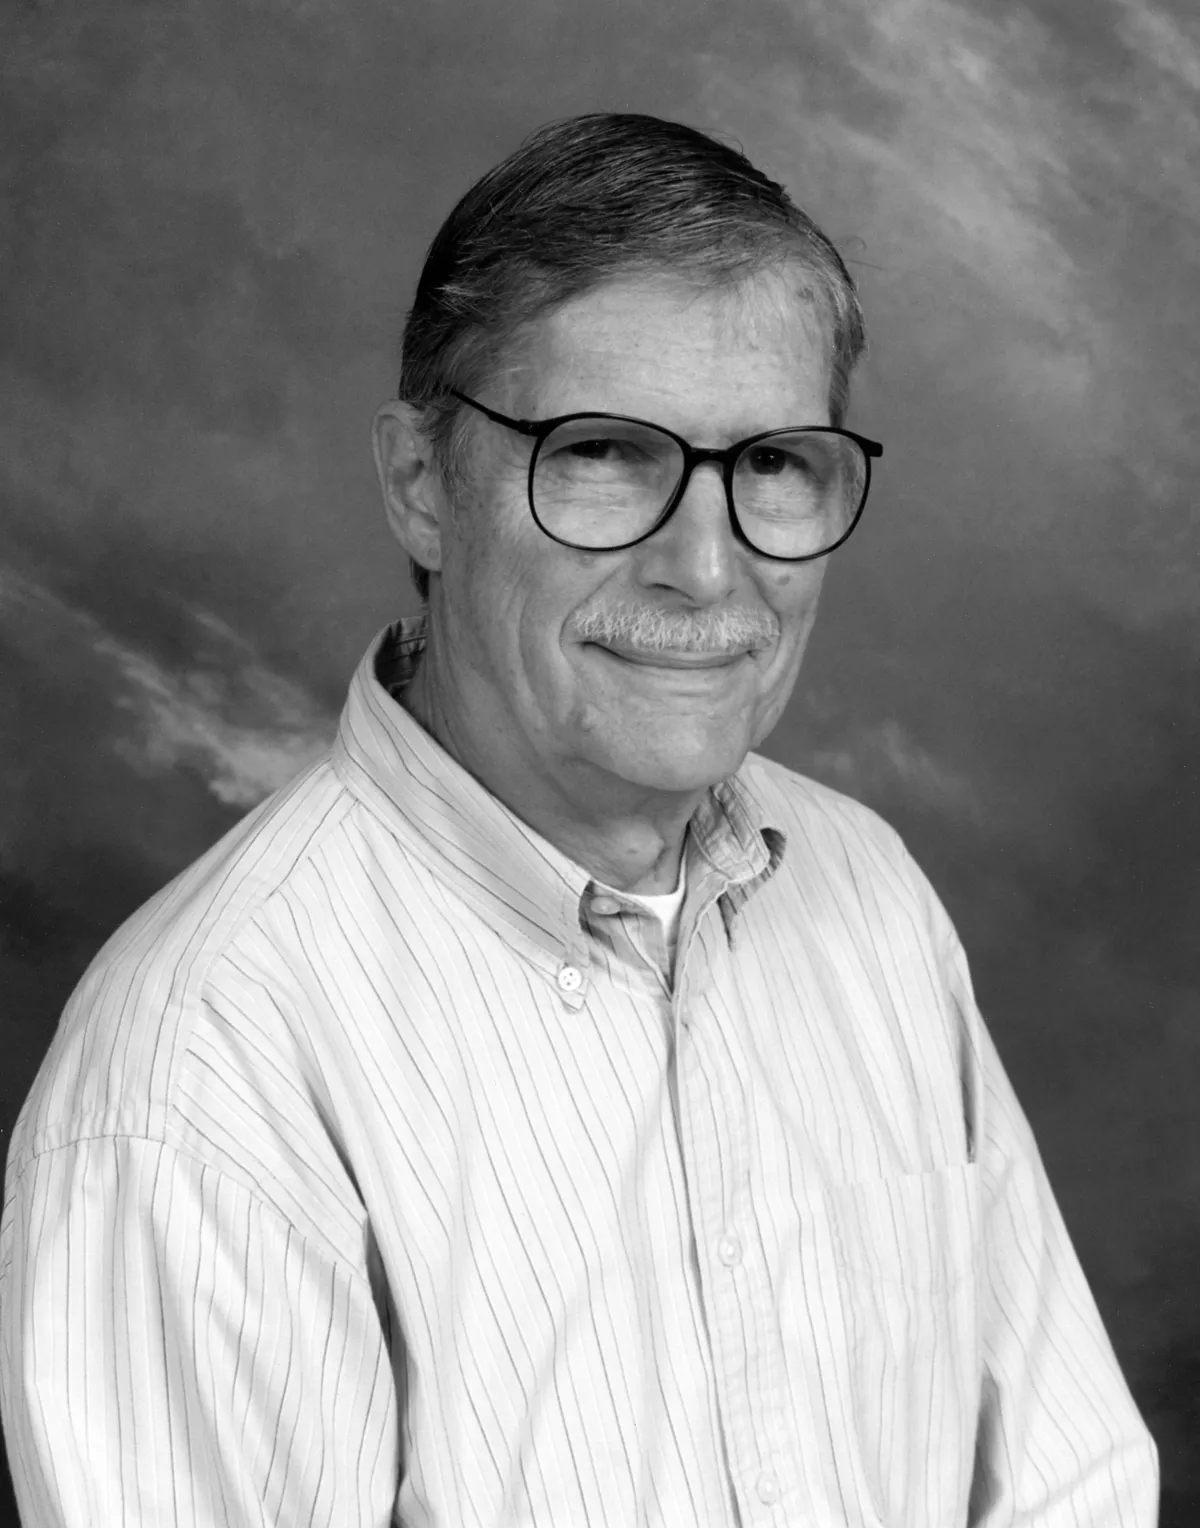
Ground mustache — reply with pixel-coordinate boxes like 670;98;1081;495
572;602;779;655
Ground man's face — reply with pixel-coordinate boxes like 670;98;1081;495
427;267;835;801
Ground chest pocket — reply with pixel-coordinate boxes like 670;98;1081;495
824;1160;979;1292
812;1163;982;1527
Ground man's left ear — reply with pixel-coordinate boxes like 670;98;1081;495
371;400;448;576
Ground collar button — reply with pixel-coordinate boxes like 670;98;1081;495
556;963;584;993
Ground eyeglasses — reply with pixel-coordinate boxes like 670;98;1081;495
449;389;882;562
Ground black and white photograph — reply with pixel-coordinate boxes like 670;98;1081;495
1;2;1194;1523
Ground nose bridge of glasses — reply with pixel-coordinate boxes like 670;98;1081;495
685;443;734;468
674;441;738;494
666;441;736;518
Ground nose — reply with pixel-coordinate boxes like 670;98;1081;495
633;458;742;604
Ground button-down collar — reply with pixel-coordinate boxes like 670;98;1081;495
331;618;785;984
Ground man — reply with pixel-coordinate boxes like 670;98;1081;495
0;114;1156;1527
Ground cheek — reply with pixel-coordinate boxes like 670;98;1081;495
763;564;827;642
751;568;827;727
449;479;531;615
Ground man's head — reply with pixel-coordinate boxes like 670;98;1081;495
395;113;866;605
372;113;872;860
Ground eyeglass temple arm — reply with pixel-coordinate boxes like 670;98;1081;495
448;389;541;437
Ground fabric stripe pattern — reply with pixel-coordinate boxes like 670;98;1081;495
0;618;1157;1526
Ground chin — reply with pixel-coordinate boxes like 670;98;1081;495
605;735;751;795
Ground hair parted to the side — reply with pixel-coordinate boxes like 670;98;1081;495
398;112;867;603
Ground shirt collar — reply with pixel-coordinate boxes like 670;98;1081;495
332;617;785;973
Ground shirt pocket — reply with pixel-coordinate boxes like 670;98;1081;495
822;1160;979;1293
811;1163;982;1527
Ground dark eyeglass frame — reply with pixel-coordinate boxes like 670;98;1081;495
447;387;883;562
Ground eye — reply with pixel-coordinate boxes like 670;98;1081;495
546;433;659;470
744;446;791;476
743;445;817;478
565;437;623;461
539;420;677;479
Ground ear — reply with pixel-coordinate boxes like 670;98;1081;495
371;401;451;576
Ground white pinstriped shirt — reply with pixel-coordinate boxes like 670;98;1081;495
0;619;1157;1527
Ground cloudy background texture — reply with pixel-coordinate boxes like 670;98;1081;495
2;0;1197;1517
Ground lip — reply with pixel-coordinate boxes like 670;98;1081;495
586;643;749;670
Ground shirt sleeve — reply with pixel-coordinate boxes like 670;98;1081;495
0;1134;401;1527
935;923;1160;1527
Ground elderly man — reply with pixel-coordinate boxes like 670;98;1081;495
1;114;1155;1527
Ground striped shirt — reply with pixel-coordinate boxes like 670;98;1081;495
0;618;1157;1527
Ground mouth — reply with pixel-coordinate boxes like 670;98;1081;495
585;642;751;671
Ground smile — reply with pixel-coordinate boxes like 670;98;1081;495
586;643;749;671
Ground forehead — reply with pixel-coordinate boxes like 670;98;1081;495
497;266;833;435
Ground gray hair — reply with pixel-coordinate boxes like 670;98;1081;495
397;112;866;602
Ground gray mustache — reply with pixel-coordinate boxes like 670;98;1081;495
573;603;778;654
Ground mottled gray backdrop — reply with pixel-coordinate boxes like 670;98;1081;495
2;0;1197;1518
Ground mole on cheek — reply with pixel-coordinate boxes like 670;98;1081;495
574;700;607;736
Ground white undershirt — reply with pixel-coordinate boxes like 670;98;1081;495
623;865;688;960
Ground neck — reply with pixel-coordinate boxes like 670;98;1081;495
401;644;698;896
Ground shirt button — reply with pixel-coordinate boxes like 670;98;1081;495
557;964;584;993
756;1470;780;1505
590;895;621;916
717;1234;742;1267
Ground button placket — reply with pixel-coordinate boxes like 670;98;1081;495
676;932;796;1519
676;1013;754;1482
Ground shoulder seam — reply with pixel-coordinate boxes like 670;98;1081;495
4;1129;373;1290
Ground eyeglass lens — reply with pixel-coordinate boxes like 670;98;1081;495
532;418;867;557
